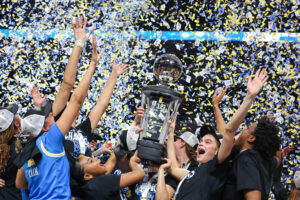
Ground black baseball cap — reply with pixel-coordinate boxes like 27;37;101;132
198;125;221;147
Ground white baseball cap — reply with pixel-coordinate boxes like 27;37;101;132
179;131;199;148
0;104;18;132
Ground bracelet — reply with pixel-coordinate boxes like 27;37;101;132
74;32;91;49
74;40;85;48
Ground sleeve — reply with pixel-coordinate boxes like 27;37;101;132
207;154;231;176
41;123;65;154
165;174;179;189
235;154;262;192
54;106;66;122
76;118;92;139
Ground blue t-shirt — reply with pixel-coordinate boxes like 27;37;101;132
23;123;71;200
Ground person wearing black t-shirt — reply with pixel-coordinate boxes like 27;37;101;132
74;151;145;200
222;116;281;200
158;69;269;200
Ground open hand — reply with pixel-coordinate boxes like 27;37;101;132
31;85;47;108
91;35;104;64
72;16;95;41
281;146;294;158
134;107;145;126
212;86;227;106
100;141;113;154
247;68;268;97
112;59;128;77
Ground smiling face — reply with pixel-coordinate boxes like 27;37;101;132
79;156;107;180
197;134;219;164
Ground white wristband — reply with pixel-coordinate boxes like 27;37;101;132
74;32;91;49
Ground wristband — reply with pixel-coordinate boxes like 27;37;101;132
74;32;91;49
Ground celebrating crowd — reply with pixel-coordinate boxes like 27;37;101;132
0;17;299;200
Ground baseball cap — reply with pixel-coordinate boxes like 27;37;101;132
0;104;18;132
21;101;52;138
178;131;199;148
198;125;221;147
114;127;139;157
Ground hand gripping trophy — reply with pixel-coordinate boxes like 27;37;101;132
137;54;183;163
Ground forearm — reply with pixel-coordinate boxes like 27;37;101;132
155;168;169;200
168;166;189;181
89;72;118;132
52;46;83;116
71;61;96;105
244;190;261;200
15;167;28;189
63;46;83;85
213;104;226;135
105;152;117;174
129;161;145;177
226;93;255;134
167;130;179;168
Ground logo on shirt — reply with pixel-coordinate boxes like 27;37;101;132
28;159;36;167
28;167;39;178
185;170;195;180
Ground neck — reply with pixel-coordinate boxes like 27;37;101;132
240;143;253;152
176;149;190;167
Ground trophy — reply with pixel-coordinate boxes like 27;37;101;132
137;54;183;164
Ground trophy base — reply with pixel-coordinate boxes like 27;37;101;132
137;140;165;164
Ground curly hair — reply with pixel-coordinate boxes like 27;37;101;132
252;116;281;160
185;144;197;162
288;182;300;200
0;124;15;175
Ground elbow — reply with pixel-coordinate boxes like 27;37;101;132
225;124;236;135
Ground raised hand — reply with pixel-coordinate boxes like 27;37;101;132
130;151;142;163
160;158;172;171
247;68;268;97
71;16;95;41
167;114;177;135
31;85;47;108
212;86;227;106
100;141;113;154
134;106;145;126
281;146;294;158
111;59;128;77
91;35;104;64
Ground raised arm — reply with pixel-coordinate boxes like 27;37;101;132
167;117;179;168
56;35;104;136
52;16;95;117
31;85;47;108
217;69;269;163
155;158;175;200
212;86;227;135
119;151;145;188
88;59;128;132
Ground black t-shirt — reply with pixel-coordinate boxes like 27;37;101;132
222;149;278;200
80;174;121;200
64;118;92;159
173;154;231;200
132;171;178;200
0;137;21;200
